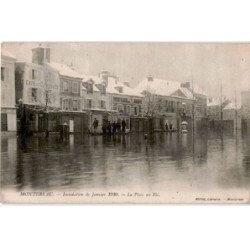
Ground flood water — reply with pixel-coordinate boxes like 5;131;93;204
1;130;250;192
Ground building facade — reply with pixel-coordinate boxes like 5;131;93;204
48;62;89;133
241;90;250;131
1;51;17;134
82;75;109;133
134;76;197;131
15;55;61;133
105;74;144;132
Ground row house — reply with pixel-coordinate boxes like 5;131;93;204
104;73;144;132
134;76;196;131
15;46;61;133
48;62;87;133
81;74;110;133
179;82;207;120
15;46;88;134
1;50;17;134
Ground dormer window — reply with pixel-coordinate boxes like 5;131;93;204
115;86;123;93
101;85;106;95
86;82;93;94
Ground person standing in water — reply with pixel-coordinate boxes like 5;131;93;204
122;118;126;133
93;118;99;134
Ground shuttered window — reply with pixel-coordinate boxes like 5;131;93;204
1;67;5;81
1;113;7;131
73;100;78;110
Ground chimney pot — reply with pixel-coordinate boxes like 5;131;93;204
147;75;153;82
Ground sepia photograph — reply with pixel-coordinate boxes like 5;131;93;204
1;42;250;203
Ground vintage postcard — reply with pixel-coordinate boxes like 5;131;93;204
1;42;250;204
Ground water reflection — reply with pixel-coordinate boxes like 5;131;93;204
1;130;250;191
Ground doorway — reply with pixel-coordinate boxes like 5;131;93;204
69;119;74;133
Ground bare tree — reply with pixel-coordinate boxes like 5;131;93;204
142;85;163;133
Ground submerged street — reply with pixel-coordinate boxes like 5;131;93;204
1;130;250;192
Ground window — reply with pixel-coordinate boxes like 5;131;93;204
101;85;106;95
126;105;131;115
165;100;169;112
170;101;174;112
31;88;38;102
101;100;106;109
1;113;7;131
139;105;142;114
1;67;5;81
87;99;92;109
63;99;69;110
73;82;78;93
134;106;138;115
31;69;39;80
87;83;93;94
73;100;78;110
134;99;142;104
117;104;124;113
113;97;120;102
63;81;68;91
120;97;129;103
68;81;72;93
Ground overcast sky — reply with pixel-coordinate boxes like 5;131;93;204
3;42;250;101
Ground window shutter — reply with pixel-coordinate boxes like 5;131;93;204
38;88;42;103
28;88;32;103
78;100;80;110
69;99;73;110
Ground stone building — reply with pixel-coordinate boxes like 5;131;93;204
81;74;111;133
1;50;17;134
48;62;88;133
104;73;144;132
15;47;61;133
134;76;197;131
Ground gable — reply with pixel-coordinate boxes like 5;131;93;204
171;89;187;98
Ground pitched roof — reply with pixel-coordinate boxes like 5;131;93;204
1;50;16;60
171;87;194;99
106;78;143;97
80;74;104;84
224;102;241;110
207;97;232;108
48;62;82;78
134;78;181;97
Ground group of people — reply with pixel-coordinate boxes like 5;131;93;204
93;118;127;135
165;122;174;131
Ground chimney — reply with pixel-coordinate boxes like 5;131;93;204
147;75;154;82
32;46;50;65
100;69;109;84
